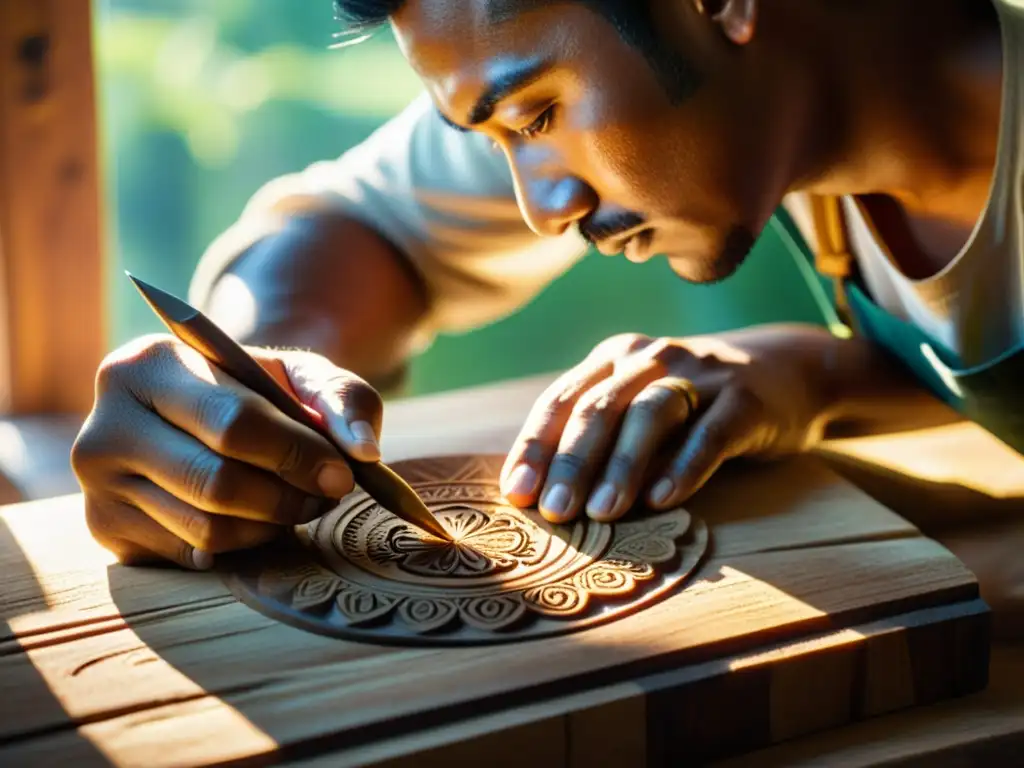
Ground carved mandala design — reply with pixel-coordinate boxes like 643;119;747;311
223;455;709;645
371;507;540;578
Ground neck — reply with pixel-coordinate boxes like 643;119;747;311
795;1;1003;227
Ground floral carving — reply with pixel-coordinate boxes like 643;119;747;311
262;540;670;633
229;454;709;645
380;508;537;578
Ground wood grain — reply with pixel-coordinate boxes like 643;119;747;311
0;373;1010;766
715;644;1024;768
0;0;106;415
386;372;1024;640
0;487;986;765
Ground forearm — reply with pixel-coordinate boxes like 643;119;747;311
199;213;429;391
819;332;958;437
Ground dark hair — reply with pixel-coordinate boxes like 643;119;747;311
332;0;702;103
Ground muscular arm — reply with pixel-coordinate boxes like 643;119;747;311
202;215;428;391
821;332;960;437
189;92;588;392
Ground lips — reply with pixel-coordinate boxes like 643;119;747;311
624;230;654;263
595;229;653;260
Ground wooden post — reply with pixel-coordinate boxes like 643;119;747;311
0;0;106;415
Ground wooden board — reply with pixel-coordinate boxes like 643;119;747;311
714;644;1024;768
380;372;1024;642
299;602;991;768
0;449;988;767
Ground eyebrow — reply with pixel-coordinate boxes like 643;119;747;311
436;59;550;132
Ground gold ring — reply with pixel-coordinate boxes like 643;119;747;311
649;376;700;415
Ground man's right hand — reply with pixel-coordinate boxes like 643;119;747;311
71;334;384;570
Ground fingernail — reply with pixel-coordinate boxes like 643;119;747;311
317;462;352;498
587;482;620;520
347;420;381;461
190;549;214;571
503;464;538;498
650;478;674;506
541;483;573;520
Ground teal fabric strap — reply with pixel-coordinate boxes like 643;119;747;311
770;207;1024;455
769;208;964;410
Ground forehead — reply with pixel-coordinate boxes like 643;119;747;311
390;0;564;91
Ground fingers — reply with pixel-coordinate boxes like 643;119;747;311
121;409;334;526
585;377;698;522
274;352;385;463
126;477;281;555
73;336;378;571
501;334;656;506
86;497;212;571
499;328;776;526
534;365;671;523
85;481;280;572
152;370;354;500
647;386;765;509
499;361;618;508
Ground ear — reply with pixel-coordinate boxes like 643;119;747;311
695;0;757;46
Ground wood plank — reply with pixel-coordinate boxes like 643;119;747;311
280;607;989;768
0;450;920;638
714;644;1024;768
0;372;1005;765
0;600;988;767
0;0;106;415
0;537;978;754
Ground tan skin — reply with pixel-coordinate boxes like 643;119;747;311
388;0;1002;521
72;1;1007;587
70;217;424;569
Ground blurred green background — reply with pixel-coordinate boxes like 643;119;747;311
95;0;825;397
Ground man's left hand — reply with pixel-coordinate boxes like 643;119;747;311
499;324;845;522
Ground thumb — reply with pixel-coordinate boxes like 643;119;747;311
257;349;384;463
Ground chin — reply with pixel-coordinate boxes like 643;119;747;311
664;224;758;284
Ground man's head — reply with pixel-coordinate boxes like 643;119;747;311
331;0;823;282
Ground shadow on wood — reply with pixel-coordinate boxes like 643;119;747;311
0;517;110;763
2;371;1020;766
82;455;990;765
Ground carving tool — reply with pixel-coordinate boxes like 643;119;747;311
126;272;452;542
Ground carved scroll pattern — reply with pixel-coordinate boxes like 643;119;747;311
260;514;684;634
232;455;709;644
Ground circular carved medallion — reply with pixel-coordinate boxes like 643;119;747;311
222;455;709;646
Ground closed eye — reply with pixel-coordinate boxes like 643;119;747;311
436;108;469;133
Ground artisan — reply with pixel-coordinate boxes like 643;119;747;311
72;0;1022;625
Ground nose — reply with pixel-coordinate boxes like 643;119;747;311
510;166;598;238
